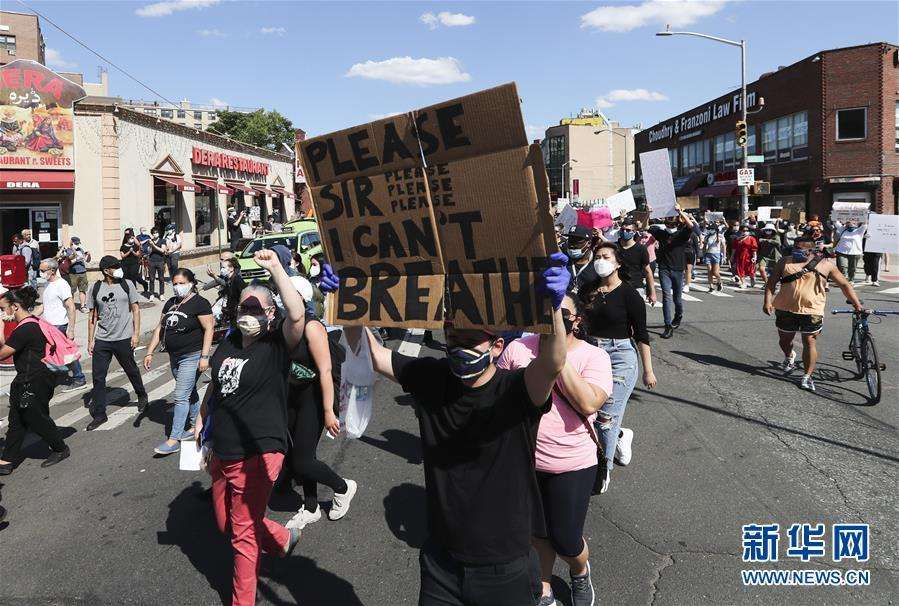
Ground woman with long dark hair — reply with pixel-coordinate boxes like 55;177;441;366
0;287;70;475
579;242;657;494
143;268;214;455
120;229;150;295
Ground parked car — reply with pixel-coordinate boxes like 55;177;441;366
236;219;323;281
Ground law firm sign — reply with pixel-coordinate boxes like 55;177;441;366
647;91;758;144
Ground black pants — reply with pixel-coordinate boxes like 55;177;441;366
1;378;66;462
535;466;596;557
90;338;147;417
166;253;180;282
148;260;166;296
286;383;346;510
123;263;149;292
863;252;881;281
418;541;540;606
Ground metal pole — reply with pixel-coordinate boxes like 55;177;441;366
740;39;749;222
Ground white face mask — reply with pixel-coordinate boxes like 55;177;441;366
112;268;124;279
309;264;321;278
593;258;618;278
173;283;192;298
220;264;232;277
237;314;268;337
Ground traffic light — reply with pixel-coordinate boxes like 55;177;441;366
735;120;748;146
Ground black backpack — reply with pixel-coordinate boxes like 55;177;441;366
30;245;41;271
91;278;132;309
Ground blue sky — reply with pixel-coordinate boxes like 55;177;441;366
23;0;899;140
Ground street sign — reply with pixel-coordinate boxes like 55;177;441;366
747;155;765;164
737;168;755;186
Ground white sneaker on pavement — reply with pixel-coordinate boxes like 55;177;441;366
286;505;322;530
614;428;634;466
800;375;816;392
328;479;357;520
599;469;611;494
683;284;691;293
782;350;797;373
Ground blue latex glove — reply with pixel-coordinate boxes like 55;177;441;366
319;263;340;294
540;252;571;310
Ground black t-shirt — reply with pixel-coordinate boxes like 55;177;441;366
148;237;166;262
6;319;50;383
617;242;649;288
210;321;290;460
650;226;693;270
228;216;244;242
392;352;550;564
120;243;140;267
584;283;650;344
570;258;598;295
161;294;212;356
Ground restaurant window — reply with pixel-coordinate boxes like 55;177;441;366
194;186;214;247
724;132;735;169
161;109;173;119
777;116;793;161
762;120;777;162
714;135;725;172
153;179;178;234
177;109;186;119
836;108;866;141
792;111;809;160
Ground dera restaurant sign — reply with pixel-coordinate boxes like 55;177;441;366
192;146;270;176
647;91;758;144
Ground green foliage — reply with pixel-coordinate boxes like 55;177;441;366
207;109;294;152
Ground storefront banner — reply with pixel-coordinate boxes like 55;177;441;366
639;148;677;219
298;82;557;332
864;213;899;254
0;60;85;171
605;188;636;216
830;202;869;224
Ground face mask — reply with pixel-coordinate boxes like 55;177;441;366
237;314;269;337
112;268;124;279
173;283;192;298
620;231;635;241
1;312;15;322
792;249;811;262
740;232;749;238
447;345;493;380
666;226;678;234
220;264;232;278
568;246;586;260
593;258;618;278
309;264;321;278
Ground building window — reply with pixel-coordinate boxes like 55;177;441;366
144;108;157;115
714;135;725;172
747;128;757;155
762;120;777;162
547;136;566;195
0;35;16;54
668;148;678;175
161;109;173;119
194;110;203;120
177;109;186;119
209;112;217;121
836;107;866;141
724;132;735;169
194;123;203;130
792;111;808;160
777;116;792;161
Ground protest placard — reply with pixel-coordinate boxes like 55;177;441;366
605;188;636;216
705;211;725;223
864;213;899;254
577;208;613;230
639;149;677;219
830;202;870;224
757;206;782;222
632;210;650;227
557;204;578;232
248;206;261;222
298;83;557;333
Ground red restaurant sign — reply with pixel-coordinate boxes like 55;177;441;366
192;146;269;176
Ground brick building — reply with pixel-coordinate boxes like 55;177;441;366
633;42;898;219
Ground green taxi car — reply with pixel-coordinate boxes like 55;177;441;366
236;219;323;282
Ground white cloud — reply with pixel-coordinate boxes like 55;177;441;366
209;97;229;108
45;48;77;70
346;57;471;86
196;28;226;37
526;124;546;141
581;0;725;32
260;26;287;36
136;0;221;17
420;11;476;30
596;88;668;108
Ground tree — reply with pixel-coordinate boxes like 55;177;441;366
207;109;294;152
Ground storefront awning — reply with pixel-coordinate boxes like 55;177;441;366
155;175;197;193
694;184;739;198
252;184;276;196
227;183;257;197
194;178;232;194
271;185;296;199
1;170;75;190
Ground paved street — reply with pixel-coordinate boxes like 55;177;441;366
1;271;898;605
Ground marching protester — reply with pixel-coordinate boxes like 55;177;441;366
86;256;149;430
36;259;87;391
862;235;882;287
207;257;246;326
635;219;658;276
0;287;70;475
579;242;656;493
564;225;598;294
756;223;783;286
701;222;726;292
143;269;213;455
193;249;307;606
763;237;864;392
648;204;696;339
833;219;866;283
617;219;657;305
120;228;150;296
340;253;570;605
147;227;168;300
164;224;182;280
228;207;248;252
13;230;37;286
497;293;612;606
59;236;91;312
730;225;759;289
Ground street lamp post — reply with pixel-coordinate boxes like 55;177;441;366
594;128;631;190
657;27;749;221
561;159;577;199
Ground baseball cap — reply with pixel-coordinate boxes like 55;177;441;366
98;255;120;270
566;225;591;241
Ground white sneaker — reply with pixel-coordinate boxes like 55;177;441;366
285;505;322;530
615;428;634;466
683;284;691;293
782;350;797;373
740;282;747;290
328;479;357;520
871;281;880;287
800;375;816;392
599;469;611;494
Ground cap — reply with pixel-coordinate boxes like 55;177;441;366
71;236;81;245
98;255;120;270
566;225;591;240
289;275;314;302
763;223;776;231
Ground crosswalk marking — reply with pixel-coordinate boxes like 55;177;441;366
880;286;899;294
681;293;703;302
710;290;734;298
53;407;92;428
96;376;179;431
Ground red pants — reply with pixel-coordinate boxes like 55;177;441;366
211;452;290;606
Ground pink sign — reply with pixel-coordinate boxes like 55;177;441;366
576;208;613;230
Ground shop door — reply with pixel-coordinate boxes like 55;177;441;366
31;207;61;258
0;208;30;254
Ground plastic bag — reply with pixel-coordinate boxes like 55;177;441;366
338;331;374;439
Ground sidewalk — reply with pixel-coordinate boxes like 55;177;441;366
1;262;217;393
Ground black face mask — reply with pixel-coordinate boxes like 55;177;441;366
562;317;575;334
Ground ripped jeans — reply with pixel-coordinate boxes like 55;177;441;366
595;338;638;472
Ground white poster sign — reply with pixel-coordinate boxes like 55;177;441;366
737;168;755;186
557;204;578;233
864;213;899;254
830;202;869;224
248;206;261;222
705;211;725;223
757;206;782;222
640;149;677;219
605;188;637;216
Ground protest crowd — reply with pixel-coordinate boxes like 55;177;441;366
0;84;895;606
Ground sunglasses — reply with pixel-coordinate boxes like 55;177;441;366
237;304;274;314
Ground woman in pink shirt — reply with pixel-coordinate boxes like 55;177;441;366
498;293;612;606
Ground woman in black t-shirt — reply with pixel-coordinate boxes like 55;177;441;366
120;229;149;295
144;269;213;456
0;287;70;475
579;242;657;494
194;250;307;605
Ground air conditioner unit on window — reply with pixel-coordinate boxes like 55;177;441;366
8;49;16;55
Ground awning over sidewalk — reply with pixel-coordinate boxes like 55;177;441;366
154;175;197;193
272;185;296;200
252;184;276;197
194;178;232;194
227;182;257;197
694;184;739;197
0;170;75;190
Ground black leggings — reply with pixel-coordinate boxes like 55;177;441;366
1;378;66;462
863;252;881;281
286;383;347;512
123;263;148;292
535;465;597;558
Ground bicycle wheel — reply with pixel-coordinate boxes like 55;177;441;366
850;327;863;378
860;333;882;404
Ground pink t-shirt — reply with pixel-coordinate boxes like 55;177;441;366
497;335;613;474
640;233;658;263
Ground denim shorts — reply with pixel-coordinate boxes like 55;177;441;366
703;252;722;266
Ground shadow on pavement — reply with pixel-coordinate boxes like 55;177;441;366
359;429;422;465
259;555;363;605
383;482;427;549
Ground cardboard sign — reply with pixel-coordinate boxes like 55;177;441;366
830;202;869;224
632;210;650;227
639;149;677;219
705;211;725;223
605;188;636;216
298;83;557;332
864;213;899;254
557;204;578;232
757;206;782;222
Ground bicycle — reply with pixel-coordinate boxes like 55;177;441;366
831;307;899;404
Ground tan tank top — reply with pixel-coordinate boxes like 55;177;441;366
773;261;828;316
